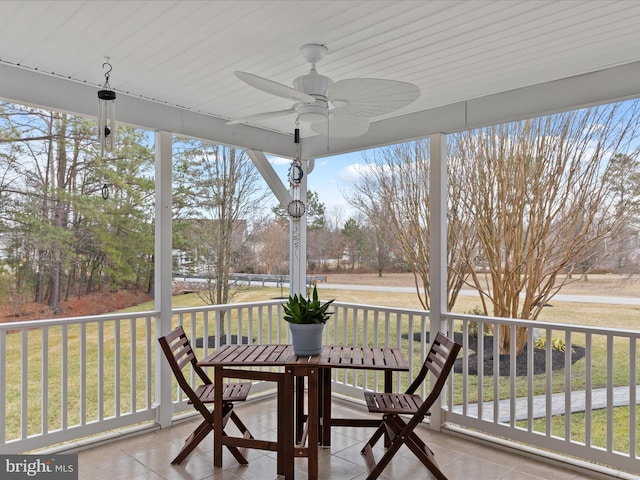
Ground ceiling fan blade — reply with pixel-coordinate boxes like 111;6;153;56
329;78;420;118
234;71;316;104
310;109;370;138
227;107;296;125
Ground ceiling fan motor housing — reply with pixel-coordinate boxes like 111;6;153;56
294;71;332;122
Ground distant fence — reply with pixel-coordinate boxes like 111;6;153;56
172;272;327;288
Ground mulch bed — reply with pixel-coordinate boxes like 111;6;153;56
408;331;585;377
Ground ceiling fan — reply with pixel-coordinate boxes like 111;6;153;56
227;44;421;138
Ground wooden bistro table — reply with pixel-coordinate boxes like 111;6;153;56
317;345;409;447
198;344;320;480
198;344;409;479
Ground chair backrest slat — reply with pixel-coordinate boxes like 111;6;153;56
158;326;214;419
405;332;460;397
416;332;460;417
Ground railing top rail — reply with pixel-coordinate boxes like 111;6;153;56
446;312;640;337
172;299;285;314
2;300;637;338
0;310;158;331
332;301;430;316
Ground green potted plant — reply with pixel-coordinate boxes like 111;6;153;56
283;284;334;356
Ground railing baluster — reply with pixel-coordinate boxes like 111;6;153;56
564;331;572;443
478;325;485;421
509;324;516;426
61;325;68;429
21;328;27;439
0;329;6;444
462;319;468;417
146;315;153;410
493;330;499;424
225;307;231;345
607;334;614;453
545;326;552;437
372;309;380;393
527;327;534;432
629;336;637;459
130;318;136;413
80;323;86;426
115;320;120;418
585;332;593;447
42;326;48;435
98;321;104;422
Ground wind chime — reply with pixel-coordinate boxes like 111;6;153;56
287;123;305;219
97;57;116;199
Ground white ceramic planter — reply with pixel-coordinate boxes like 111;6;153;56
289;323;325;356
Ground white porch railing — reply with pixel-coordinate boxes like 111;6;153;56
0;312;157;453
0;300;637;476
442;312;639;475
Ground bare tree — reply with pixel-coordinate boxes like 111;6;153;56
602;153;640;272
174;141;268;307
347;140;472;309
252;217;289;274
452;102;640;354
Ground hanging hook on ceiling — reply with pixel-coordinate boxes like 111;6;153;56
102;57;113;88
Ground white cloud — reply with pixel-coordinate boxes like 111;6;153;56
338;163;366;181
268;155;292;166
339;162;391;182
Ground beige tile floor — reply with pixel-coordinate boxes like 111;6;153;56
76;396;602;480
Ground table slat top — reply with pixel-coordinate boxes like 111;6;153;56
199;344;409;371
199;344;296;367
318;346;409;371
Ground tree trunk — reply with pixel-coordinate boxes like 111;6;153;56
48;261;62;313
498;325;528;355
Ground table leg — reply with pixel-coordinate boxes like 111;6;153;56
296;375;305;443
213;366;223;468
321;367;331;446
384;370;392;449
281;369;294;480
317;368;324;444
307;367;318;479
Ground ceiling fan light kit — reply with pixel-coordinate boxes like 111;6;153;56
296;100;329;123
228;43;420;139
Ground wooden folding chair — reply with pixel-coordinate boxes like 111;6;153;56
158;326;254;465
361;332;461;480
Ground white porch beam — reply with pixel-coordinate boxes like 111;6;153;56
0;63;296;159
302;61;640;159
3;60;640;162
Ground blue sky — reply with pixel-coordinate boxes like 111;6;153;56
266;150;372;224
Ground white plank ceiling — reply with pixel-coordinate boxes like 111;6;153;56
1;0;640;159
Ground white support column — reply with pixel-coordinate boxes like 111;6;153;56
428;132;448;430
154;130;174;428
289;159;308;297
